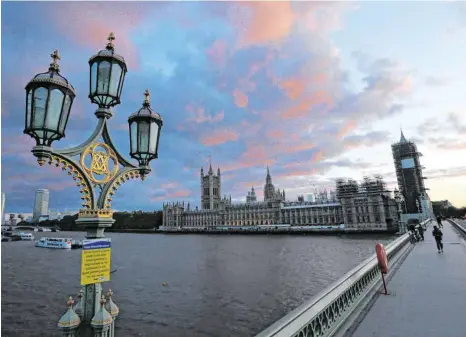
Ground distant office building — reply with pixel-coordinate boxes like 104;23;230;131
33;189;50;223
307;194;315;202
391;130;427;214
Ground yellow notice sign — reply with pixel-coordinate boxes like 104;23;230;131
80;239;111;285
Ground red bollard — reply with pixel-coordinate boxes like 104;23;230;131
376;243;389;295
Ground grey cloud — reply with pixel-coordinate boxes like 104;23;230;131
343;130;390;147
424;166;466;179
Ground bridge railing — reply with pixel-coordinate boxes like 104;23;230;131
256;219;432;337
447;219;466;237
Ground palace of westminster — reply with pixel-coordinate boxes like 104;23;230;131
163;131;435;231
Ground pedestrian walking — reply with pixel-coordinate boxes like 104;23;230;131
436;215;443;228
432;225;443;253
417;225;424;241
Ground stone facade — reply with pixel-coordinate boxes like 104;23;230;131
163;169;400;231
336;177;400;230
280;202;343;226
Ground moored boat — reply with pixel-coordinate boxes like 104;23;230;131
35;237;72;249
18;232;34;241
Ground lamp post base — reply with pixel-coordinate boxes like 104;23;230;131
82;283;103;322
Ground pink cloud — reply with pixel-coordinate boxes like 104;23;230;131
234;2;295;47
221;143;276;173
201;129;239;146
207;39;228;67
279;78;306;100
185;104;224;124
281;90;333;119
47;180;79;192
239;180;264;190
311;151;324;163
267;129;285;140
151;189;192;201
276;168;319;179
337;121;356;138
233;89;249;108
50;2;151;70
283;143;316;154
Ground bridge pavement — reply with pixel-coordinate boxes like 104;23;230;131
351;221;466;337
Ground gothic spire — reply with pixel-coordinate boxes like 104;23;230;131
266;166;272;183
400;128;407;143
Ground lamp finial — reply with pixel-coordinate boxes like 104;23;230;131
106;32;115;50
49;49;61;72
143;89;151;105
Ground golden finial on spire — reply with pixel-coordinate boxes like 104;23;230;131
67;296;75;308
144;89;151;105
49;49;61;71
106;32;115;49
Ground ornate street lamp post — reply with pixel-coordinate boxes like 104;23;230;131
394;189;405;234
24;33;163;334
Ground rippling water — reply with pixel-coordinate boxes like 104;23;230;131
1;231;395;336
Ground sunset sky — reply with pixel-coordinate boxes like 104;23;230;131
2;1;466;213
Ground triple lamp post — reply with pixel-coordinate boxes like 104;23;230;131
394;189;406;234
23;33;163;336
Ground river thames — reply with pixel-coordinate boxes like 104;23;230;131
1;231;395;336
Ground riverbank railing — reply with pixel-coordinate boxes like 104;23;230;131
256;218;432;337
447;219;466;237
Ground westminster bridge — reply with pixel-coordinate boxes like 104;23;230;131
256;218;466;337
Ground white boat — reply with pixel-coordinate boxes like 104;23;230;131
19;232;35;241
35;237;72;249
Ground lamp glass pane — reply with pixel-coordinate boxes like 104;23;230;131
46;89;64;131
138;121;150;153
59;95;72;134
97;61;111;94
109;64;122;97
26;90;32;128
130;122;137;154
32;87;48;129
117;69;125;97
90;62;97;95
149;121;158;153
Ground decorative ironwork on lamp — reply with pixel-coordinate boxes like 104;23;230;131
128;89;163;180
24;49;76;165
88;32;127;116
